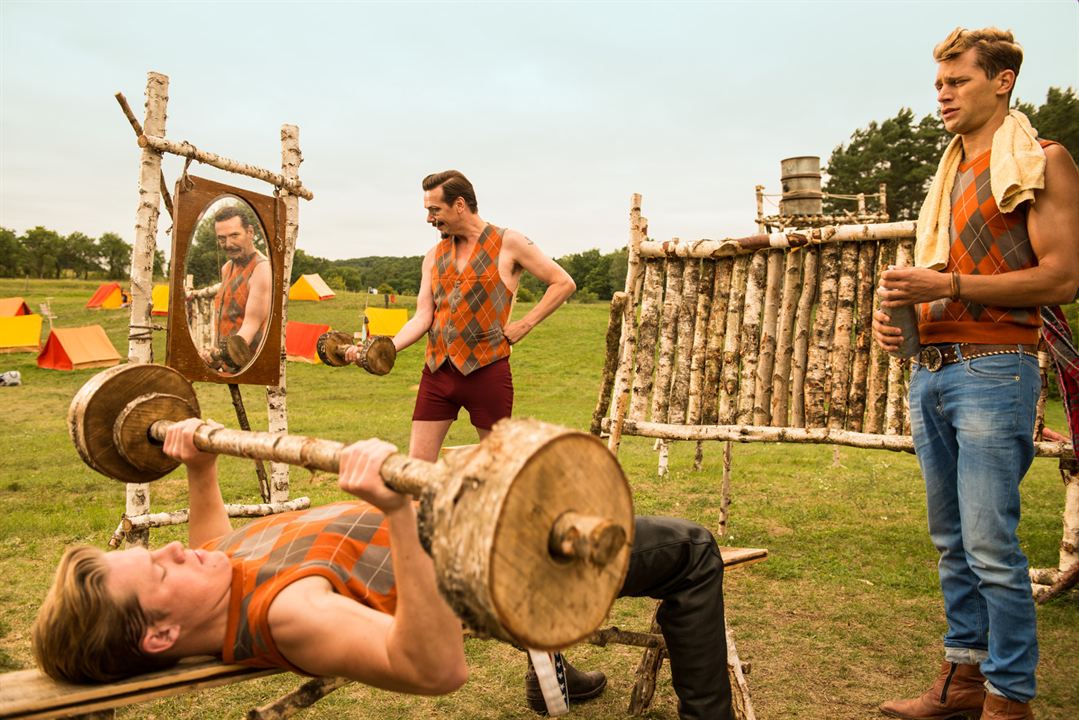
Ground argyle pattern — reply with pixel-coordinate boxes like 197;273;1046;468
201;501;397;672
214;253;267;349
426;224;514;375
918;144;1048;345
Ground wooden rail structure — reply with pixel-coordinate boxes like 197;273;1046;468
592;194;1079;718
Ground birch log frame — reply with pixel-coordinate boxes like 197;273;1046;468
826;242;860;429
703;258;734;425
754;251;784;425
771;250;803;426
70;363;635;650
668;260;700;425
806;243;841;427
686;261;715;426
736;252;767;425
864;239;897;434
590;292;627;435
718;257;750;424
630;260;664;421
651;256;685;425
790;247;819;427
137;134;314;200
847;241;879;432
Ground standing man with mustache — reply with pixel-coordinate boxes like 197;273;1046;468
200;206;272;371
873;27;1079;720
376;170;576;459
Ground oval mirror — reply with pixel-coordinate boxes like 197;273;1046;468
184;196;272;376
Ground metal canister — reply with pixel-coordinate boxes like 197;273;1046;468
887;304;921;358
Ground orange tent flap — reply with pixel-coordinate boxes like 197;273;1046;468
0;297;32;316
37;326;121;370
285;321;332;363
86;283;121;308
0;314;43;352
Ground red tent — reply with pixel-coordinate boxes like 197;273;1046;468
86;283;128;309
285;321;332;363
37;326;121;370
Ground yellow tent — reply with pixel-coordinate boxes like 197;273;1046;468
0;314;43;353
364;307;408;337
289;274;335;301
151;285;170;316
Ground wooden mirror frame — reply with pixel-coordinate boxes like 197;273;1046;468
167;175;285;386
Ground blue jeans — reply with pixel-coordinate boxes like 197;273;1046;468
908;347;1040;702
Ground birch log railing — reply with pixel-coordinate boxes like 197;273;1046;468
593;195;1078;602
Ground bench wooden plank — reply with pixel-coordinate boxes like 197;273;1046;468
719;546;767;570
0;657;279;719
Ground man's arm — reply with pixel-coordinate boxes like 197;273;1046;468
878;146;1079;309
266;439;467;695
499;230;576;344
235;259;272;346
391;247;437;352
162;418;232;547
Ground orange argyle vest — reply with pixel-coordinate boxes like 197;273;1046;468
917;140;1056;345
200;501;397;674
214;252;267;348
425;224;514;375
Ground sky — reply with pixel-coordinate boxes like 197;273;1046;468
1;1;1076;263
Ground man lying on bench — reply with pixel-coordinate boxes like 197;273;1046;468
32;419;734;719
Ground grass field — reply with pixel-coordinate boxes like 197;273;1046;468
0;278;1075;719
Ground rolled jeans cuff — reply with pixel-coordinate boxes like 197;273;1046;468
944;647;988;665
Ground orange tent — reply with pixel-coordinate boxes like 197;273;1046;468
285;321;331;363
37;326;121;370
86;283;129;309
0;297;32;316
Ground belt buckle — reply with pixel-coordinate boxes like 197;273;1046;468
919;345;943;372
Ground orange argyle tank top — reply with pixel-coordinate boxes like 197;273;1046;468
425;224;514;375
200;501;397;673
917;140;1057;345
214;252;267;347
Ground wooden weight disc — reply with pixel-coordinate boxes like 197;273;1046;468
114;392;200;475
427;418;634;650
69;364;201;484
360;336;396;375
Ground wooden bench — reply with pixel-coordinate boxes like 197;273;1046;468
590;194;1079;718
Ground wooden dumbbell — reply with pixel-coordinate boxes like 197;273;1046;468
316;332;396;375
68;364;633;650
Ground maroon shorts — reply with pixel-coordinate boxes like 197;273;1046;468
412;358;514;430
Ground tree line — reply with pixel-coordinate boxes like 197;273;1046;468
4;87;1074;305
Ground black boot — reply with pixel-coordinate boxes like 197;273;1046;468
524;655;607;715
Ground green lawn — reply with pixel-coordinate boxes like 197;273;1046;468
0;278;1075;719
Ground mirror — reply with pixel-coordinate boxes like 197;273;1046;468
168;176;285;386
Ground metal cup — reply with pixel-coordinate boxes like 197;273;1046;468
887;304;921;358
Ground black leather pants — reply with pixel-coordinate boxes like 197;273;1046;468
619;516;733;720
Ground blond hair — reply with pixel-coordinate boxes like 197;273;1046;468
934;27;1023;81
31;545;177;682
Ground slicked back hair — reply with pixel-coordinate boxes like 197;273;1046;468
422;170;478;213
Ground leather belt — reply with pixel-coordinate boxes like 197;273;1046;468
916;343;1038;372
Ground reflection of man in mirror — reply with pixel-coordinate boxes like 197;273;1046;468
200;206;271;371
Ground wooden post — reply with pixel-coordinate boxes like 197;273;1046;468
651;256;685;426
718;257;749;424
629;261;663;421
703;258;733;424
864;239;896;434
806;244;841;427
590;292;628;435
607;195;646;454
826;243;859;429
668;260;699;425
686;261;715;425
771;250;803;426
123;71;168;548
736;253;767;425
847;241;879;432
884;239;914;435
791;248;819;427
754;251;784;425
265;125;303;503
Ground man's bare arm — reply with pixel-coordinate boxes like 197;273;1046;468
236;259;272;345
162;418;232;547
391;247;437;351
499;230;576;344
268;440;467;694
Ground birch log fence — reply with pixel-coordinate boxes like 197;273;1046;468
594;194;1079;604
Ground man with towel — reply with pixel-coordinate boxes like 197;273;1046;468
872;27;1079;720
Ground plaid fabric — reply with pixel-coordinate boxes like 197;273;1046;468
1042;305;1079;450
214;252;267;349
917;143;1057;345
201;501;397;673
425;224;514;375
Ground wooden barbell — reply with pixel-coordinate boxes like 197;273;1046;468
316;332;396;375
68;363;634;650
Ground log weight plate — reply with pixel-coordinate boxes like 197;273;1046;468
316;332;396;375
430;423;634;649
114;392;200;476
69;364;201;484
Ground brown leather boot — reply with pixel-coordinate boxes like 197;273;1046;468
879;661;986;719
981;693;1033;720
